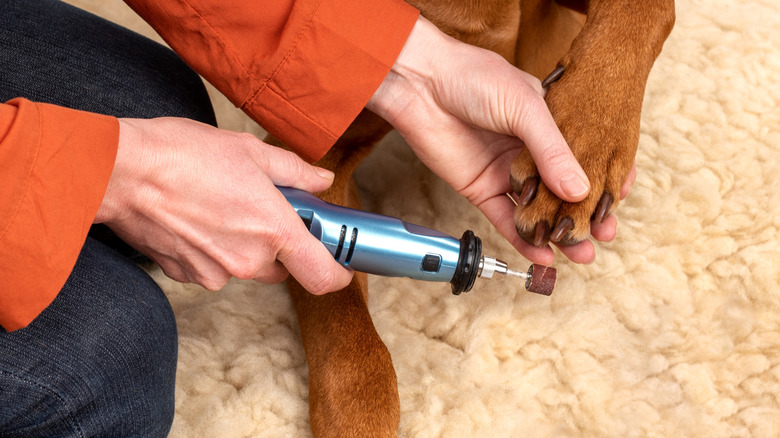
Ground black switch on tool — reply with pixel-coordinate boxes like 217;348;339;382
421;254;442;272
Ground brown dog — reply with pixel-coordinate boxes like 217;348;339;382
268;1;674;436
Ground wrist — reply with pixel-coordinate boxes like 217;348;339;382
366;16;444;124
94;118;148;225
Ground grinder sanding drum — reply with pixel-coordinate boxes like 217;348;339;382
525;264;556;296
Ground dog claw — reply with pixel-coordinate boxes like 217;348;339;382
550;217;574;243
542;65;566;89
533;221;550;247
517;177;539;206
594;192;613;223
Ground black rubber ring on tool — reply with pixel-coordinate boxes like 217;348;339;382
450;230;481;295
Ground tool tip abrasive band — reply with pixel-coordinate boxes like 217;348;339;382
525;264;556;296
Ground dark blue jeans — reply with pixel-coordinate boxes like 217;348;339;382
0;0;216;436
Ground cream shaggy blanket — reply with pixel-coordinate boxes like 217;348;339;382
66;1;780;436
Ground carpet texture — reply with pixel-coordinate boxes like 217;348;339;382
65;1;780;436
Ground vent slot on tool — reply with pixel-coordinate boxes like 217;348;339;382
334;225;347;261
344;228;358;265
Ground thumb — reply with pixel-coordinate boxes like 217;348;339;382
259;145;350;293
277;219;355;295
514;96;591;202
532;140;591;203
256;143;335;193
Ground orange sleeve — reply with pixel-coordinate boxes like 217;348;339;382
0;99;118;331
123;0;419;162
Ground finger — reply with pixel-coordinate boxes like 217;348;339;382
275;221;354;295
555;239;596;264
154;256;189;284
591;214;618;242
176;250;232;291
476;194;555;265
621;163;637;200
252;259;290;285
156;253;231;291
252;142;335;193
519;70;546;98
512;96;590;203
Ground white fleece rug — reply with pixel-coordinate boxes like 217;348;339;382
67;0;780;436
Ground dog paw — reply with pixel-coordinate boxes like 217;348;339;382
511;63;640;247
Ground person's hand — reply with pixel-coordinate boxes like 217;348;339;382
367;16;633;265
95;117;353;293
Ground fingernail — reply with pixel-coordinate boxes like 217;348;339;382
560;173;590;199
314;167;334;181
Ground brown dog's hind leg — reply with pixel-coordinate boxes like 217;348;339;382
268;111;399;437
288;273;399;438
289;180;399;438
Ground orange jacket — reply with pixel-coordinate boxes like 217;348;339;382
0;0;418;331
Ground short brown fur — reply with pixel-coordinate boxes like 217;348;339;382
269;1;674;435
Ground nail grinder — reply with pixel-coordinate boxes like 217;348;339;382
278;186;556;295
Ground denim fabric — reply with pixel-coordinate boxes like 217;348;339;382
0;239;178;437
0;0;216;123
0;0;218;435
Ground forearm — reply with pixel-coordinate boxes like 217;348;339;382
123;0;419;161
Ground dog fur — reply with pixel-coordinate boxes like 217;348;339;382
270;0;675;436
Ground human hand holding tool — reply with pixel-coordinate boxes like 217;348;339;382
95;117;354;294
278;186;557;296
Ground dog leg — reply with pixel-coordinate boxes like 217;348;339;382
406;0;520;63
269;112;399;437
287;273;399;438
510;0;675;246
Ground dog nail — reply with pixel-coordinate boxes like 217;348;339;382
542;65;566;88
533;221;550;247
519;177;539;206
550;217;574;243
594;193;614;223
510;174;523;196
515;224;531;245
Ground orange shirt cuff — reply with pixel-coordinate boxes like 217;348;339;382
0;99;119;331
245;0;420;161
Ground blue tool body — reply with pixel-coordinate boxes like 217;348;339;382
277;186;482;293
277;186;559;295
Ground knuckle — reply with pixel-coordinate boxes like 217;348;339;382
199;275;228;291
539;143;572;169
229;259;260;281
279;150;306;177
215;246;261;281
238;130;261;144
256;268;288;285
305;269;338;295
269;222;296;256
